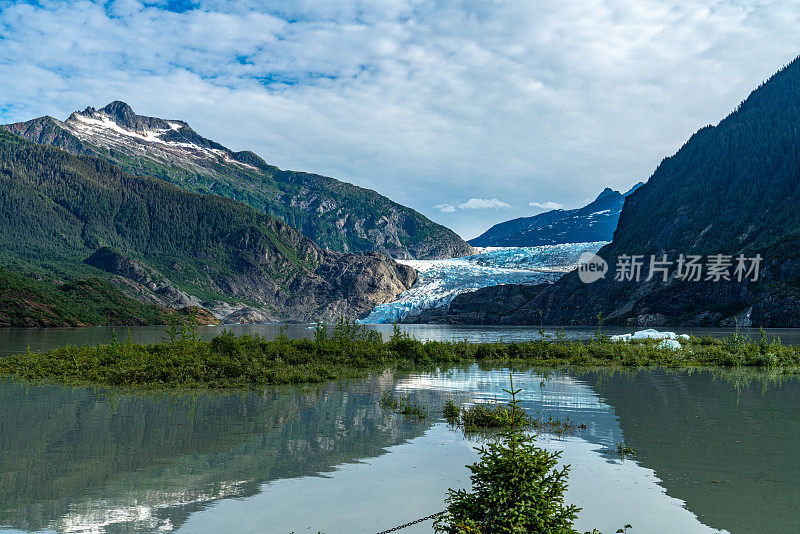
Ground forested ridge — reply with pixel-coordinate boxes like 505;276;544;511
0;129;414;325
609;58;800;256
0;128;311;279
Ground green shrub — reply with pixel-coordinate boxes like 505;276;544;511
443;397;461;424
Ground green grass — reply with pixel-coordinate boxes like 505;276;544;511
1;322;799;389
460;402;531;431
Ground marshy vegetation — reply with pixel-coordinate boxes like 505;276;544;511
379;389;428;420
1;320;799;389
443;397;585;436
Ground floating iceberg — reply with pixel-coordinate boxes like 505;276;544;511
610;329;690;350
361;242;606;323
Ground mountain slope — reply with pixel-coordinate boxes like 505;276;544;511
0;129;415;324
414;56;800;327
469;184;641;247
0;267;218;327
4;102;474;259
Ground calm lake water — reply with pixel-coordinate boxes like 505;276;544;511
1;326;799;533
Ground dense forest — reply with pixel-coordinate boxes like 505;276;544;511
608;59;800;257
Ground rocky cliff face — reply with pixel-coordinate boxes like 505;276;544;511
87;247;416;324
5;102;473;260
0;129;416;324
410;56;800;327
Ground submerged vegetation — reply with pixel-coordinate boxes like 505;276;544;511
1;321;799;389
443;397;584;436
379;389;428;420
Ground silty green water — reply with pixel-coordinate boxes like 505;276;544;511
0;364;797;533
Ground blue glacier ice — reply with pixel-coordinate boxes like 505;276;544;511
361;242;606;323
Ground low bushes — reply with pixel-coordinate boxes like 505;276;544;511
1;321;798;389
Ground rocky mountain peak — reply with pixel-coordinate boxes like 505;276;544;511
70;100;179;135
62;100;234;156
623;181;643;196
594;187;618;201
99;101;138;129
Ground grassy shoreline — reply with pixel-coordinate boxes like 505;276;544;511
1;323;799;389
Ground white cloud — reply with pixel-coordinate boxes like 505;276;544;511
458;198;511;210
0;1;798;238
434;203;456;213
529;201;565;211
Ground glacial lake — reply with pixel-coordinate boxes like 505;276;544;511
1;325;799;533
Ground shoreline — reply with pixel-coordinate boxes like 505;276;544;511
1;323;798;390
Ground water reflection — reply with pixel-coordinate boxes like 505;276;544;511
0;367;797;533
0;375;430;533
394;366;800;533
576;368;800;534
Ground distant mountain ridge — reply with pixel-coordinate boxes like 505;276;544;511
4;101;474;260
469;183;642;247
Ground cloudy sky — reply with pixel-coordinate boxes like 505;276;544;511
1;1;798;238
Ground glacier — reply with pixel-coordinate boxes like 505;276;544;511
361;242;606;323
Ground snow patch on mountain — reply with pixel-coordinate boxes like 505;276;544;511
70;110;196;148
71;112;170;144
361;242;606;323
60;105;260;172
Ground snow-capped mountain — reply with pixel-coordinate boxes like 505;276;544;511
469;183;642;247
7;101;267;177
3;102;474;260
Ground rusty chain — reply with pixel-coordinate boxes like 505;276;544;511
375;511;447;534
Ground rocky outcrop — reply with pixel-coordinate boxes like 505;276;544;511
95;248;416;324
302;252;417;321
85;247;203;309
84;241;416;324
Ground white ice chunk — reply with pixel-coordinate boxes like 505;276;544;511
610;329;687;349
657;339;682;350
